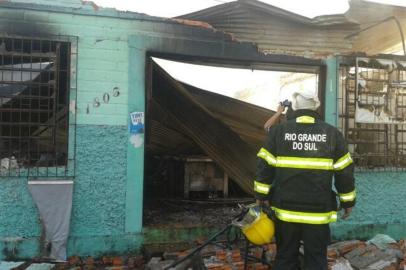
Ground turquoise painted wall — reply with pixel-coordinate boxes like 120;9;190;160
0;178;40;259
333;171;406;240
0;126;139;259
72;126;127;236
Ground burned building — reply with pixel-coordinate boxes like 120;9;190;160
1;0;406;260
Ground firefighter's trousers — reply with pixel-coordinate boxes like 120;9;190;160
272;218;330;270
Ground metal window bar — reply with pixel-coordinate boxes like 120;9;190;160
0;37;70;177
339;57;406;171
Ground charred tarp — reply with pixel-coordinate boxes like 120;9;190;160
149;62;278;194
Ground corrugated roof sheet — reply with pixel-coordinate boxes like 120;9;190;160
178;0;406;58
151;63;260;194
178;0;359;58
345;0;406;55
149;81;273;156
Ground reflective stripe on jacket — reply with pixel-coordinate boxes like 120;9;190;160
254;110;356;224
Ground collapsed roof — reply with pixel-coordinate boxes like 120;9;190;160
149;62;278;194
178;0;406;58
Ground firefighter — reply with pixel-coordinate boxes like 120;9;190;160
254;90;356;270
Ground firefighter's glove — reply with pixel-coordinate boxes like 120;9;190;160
341;207;353;220
256;200;275;220
255;199;269;209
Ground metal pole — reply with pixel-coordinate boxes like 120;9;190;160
165;224;233;269
244;238;249;270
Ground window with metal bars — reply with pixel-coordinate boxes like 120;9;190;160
339;57;406;170
0;37;70;177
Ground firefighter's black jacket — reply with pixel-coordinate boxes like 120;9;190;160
254;110;355;224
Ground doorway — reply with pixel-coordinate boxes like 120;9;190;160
143;56;322;228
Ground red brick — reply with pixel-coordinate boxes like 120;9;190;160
338;241;366;255
53;263;70;270
112;257;123;266
216;250;226;255
267;243;277;253
84;257;94;266
253;263;263;270
216;253;226;261
398;260;405;270
195;237;206;245
383;264;397;270
102;256;113;265
106;267;124;270
68;256;81;266
127;256;144;268
258;266;269;270
253;250;262;259
399;240;406;251
327;248;339;259
178;251;189;258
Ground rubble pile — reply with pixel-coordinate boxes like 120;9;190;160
3;235;406;270
64;255;145;270
144;202;245;227
328;237;406;270
200;244;275;270
144;234;406;270
144;243;275;270
0;255;147;270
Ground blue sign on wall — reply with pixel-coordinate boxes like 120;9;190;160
129;112;144;135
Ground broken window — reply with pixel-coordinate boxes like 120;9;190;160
339;57;406;169
0;37;70;176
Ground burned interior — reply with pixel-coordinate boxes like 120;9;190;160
0;37;70;176
339;57;406;170
143;57;321;227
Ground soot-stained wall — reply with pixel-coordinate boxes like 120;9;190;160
0;0;143;258
1;0;406;260
0;0;253;258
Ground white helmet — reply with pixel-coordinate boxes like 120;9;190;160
291;90;320;111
